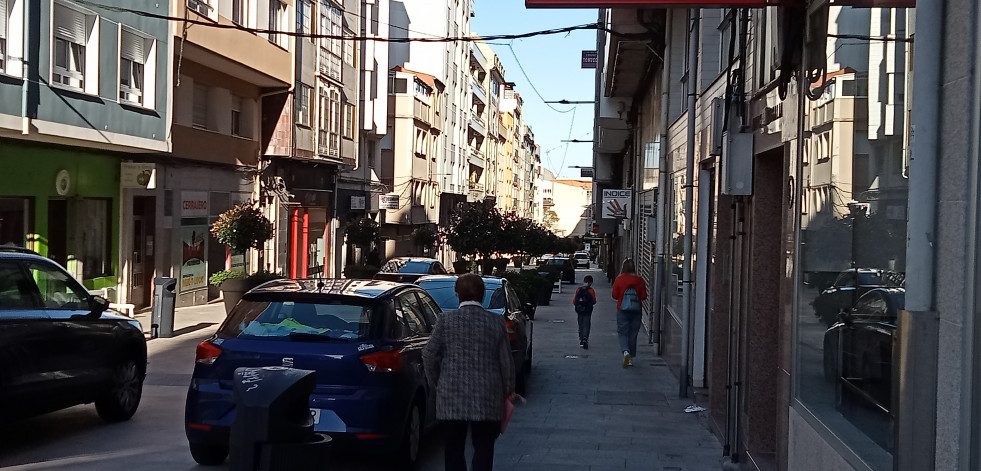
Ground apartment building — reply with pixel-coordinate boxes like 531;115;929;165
465;42;487;203
164;0;292;306
378;66;442;257
0;0;170;303
262;0;360;280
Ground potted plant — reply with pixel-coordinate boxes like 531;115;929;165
210;202;276;313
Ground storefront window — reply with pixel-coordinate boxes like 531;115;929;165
75;198;111;278
668;172;685;315
0;198;31;247
795;6;913;470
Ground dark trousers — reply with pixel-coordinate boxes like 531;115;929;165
443;420;501;471
577;311;592;341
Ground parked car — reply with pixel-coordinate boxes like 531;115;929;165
538;257;576;284
373;257;449;283
185;279;442;467
811;268;904;326
415;275;534;395
0;246;147;423
822;287;904;415
572;252;590;269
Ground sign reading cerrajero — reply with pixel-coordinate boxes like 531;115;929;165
602;189;631;219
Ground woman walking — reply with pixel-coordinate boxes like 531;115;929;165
423;274;515;471
611;259;648;367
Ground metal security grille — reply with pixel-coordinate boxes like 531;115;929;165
637;190;656;318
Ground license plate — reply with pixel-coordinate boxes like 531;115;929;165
310;408;321;424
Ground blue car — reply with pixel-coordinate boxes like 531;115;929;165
185;279;442;467
415;275;534;395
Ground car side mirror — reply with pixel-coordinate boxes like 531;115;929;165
522;302;536;320
90;295;110;315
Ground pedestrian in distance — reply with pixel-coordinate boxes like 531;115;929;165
423;273;515;471
606;259;615;284
611;259;648;368
573;275;597;349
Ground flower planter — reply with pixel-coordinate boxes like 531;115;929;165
452;261;472;274
220;278;265;314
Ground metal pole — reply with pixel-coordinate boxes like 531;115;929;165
679;8;699;399
651;9;674;349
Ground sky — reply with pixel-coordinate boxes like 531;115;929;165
471;1;598;180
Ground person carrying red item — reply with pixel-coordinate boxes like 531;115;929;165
611;259;648;367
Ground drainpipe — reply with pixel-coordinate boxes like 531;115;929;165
652;10;673;349
895;3;941;471
21;0;31;134
679;8;699;399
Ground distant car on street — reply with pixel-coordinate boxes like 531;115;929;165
185;279;442;467
415;275;535;395
0;246;147;423
572;252;590;269
822;287;904;416
811;268;903;326
373;257;449;283
538;257;576;284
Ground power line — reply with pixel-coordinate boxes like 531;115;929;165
556;108;577;178
506;42;576;114
72;0;629;44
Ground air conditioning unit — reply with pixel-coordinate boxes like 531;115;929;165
188;0;212;17
720;132;754;195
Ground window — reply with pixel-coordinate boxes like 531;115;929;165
390;76;407;94
75;198;111;279
343;102;354;139
343;29;354;67
268;0;286;47
192;82;209;129
298;0;312;39
26;262;89;310
317;84;340;158
0;0;8;72
119;27;155;108
318;2;342;81
295;83;312;127
330;87;341;154
230;95;243;136
52;2;97;93
188;0;214;18
231;0;245;25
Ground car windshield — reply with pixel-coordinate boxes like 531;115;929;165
220;300;374;340
548;259;568;265
381;260;432;273
417;280;506;314
575;254;587;259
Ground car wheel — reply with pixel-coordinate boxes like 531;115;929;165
95;359;144;422
189;442;229;466
396;402;422;470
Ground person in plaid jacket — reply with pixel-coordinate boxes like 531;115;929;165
423;274;515;471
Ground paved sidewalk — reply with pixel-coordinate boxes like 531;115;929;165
491;268;722;471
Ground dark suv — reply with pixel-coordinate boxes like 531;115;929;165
0;246;147;422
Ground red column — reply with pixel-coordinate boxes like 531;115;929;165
289;208;300;279
301;209;310;278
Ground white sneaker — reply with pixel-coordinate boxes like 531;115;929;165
622;351;631;368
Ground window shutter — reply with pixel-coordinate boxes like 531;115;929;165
121;30;145;64
0;0;8;40
54;5;86;44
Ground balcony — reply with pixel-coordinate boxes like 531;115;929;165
413;99;431;126
469;149;484;167
472;80;486;104
468;116;486;136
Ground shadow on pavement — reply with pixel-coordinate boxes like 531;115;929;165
171;322;218;337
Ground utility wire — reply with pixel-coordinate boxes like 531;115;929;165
506;42;575;114
73;0;638;44
556;107;577;178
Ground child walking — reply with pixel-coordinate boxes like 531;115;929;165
573;275;597;349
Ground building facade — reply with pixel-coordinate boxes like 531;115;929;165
0;0;171;304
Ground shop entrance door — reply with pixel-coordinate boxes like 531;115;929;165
289;207;328;278
47;200;68;268
131;196;156;307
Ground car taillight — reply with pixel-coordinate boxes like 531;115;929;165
506;320;517;342
195;341;223;365
361;350;403;372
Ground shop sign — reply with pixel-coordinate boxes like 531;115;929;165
120;163;157;189
581;50;597;69
351;195;366;210
180;226;208;292
580;167;595;178
379;194;399;210
602;189;631;219
181;191;209;217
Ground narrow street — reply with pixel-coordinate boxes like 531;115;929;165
0;268;720;470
